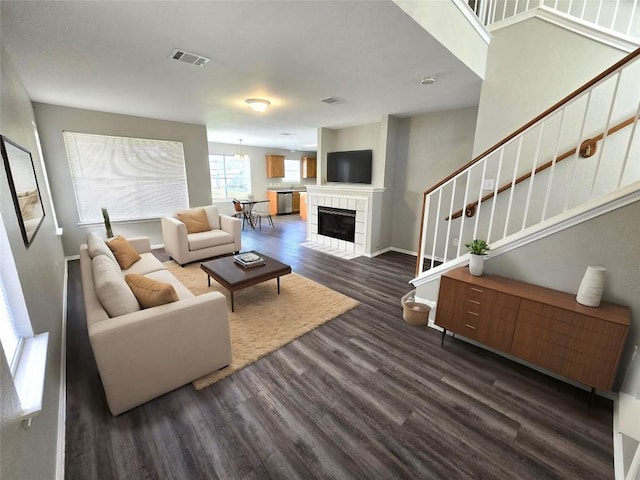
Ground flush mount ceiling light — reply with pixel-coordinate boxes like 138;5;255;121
421;75;437;85
245;98;271;113
235;139;249;160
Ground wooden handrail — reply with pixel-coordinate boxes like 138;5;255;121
415;46;640;277
446;115;637;221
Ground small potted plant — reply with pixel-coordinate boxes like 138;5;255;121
102;207;113;238
465;239;490;276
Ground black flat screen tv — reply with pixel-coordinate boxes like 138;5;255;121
326;149;372;184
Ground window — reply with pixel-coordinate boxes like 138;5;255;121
63;132;189;223
0;212;48;424
283;158;301;183
209;154;252;200
0;275;21;371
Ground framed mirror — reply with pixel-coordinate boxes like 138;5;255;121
1;135;45;248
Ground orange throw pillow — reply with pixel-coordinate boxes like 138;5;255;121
106;235;141;269
125;273;178;309
176;208;211;234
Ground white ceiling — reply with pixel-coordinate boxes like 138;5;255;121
1;0;482;151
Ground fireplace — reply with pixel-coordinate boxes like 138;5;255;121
318;206;356;242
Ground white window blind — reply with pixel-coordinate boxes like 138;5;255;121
209;154;252;200
63;132;189;223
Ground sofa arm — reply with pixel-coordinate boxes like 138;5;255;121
220;215;241;251
127;237;151;254
161;216;189;264
88;291;231;415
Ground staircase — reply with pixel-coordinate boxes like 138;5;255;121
412;46;640;289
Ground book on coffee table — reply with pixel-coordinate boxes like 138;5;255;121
234;252;265;268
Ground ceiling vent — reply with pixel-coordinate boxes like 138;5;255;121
321;96;344;105
170;49;210;67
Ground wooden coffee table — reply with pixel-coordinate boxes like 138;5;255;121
200;252;292;312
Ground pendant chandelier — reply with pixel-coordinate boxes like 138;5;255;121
235;139;249;160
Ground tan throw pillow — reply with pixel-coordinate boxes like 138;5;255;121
106;235;141;269
125;273;178;309
176;208;211;234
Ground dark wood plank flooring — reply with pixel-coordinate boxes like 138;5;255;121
66;214;614;479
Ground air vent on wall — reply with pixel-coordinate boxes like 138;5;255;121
321;96;344;105
170;49;210;67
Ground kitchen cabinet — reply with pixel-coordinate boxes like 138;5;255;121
302;156;317;179
266;191;278;215
300;192;308;220
266;155;285;178
435;267;629;392
292;191;300;213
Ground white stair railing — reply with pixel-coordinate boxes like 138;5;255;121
469;0;640;38
414;47;640;279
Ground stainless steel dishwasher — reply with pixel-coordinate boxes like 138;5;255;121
277;192;293;214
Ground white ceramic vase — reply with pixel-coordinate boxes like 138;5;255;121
469;254;484;276
576;265;607;307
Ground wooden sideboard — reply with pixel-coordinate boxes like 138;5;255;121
435;267;629;392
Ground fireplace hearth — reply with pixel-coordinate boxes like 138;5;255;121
318;206;356;242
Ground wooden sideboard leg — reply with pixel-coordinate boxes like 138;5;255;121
589;387;596;408
441;328;447;347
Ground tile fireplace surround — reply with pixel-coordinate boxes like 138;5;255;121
305;185;384;257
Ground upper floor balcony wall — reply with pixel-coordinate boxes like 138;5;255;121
393;0;491;80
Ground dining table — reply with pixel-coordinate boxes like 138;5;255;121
237;198;270;229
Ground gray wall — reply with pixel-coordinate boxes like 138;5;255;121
315;111;478;255
0;48;66;480
33;103;210;256
472;17;627;157
392;107;479;253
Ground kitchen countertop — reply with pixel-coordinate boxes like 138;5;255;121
267;188;307;193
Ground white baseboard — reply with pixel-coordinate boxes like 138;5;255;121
389;246;417;256
56;260;69;480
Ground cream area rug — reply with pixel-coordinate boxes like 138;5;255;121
163;261;360;389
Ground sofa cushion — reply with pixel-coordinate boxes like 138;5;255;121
203;205;221;230
92;255;141;317
122;252;165;276
187;230;234;251
87;232;118;265
144;270;194;300
176;208;211;234
107;235;141;269
124;273;179;309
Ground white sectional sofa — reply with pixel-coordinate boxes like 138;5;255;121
79;233;231;415
161;205;241;266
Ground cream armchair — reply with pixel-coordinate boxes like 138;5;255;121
161;205;241;265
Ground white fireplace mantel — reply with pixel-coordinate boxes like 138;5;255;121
305;185;385;256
